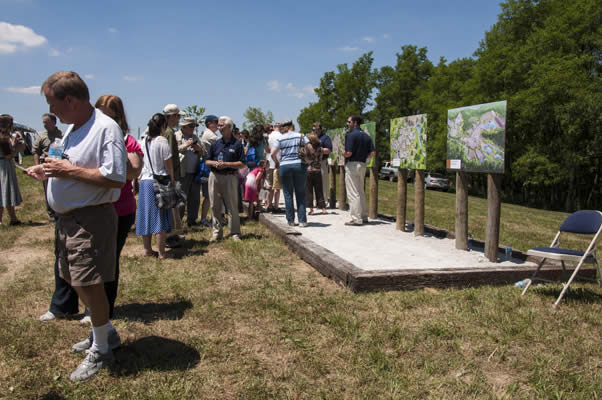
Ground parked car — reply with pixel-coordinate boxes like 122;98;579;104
379;162;415;183
425;172;449;191
378;162;398;181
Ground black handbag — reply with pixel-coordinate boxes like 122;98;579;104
145;138;178;209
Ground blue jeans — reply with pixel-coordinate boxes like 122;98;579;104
279;163;307;224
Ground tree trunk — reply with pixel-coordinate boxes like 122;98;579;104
455;172;468;251
396;169;408;231
485;174;502;262
338;165;346;210
369;167;378;219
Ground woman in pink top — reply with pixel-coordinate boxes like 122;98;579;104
244;159;267;219
94;95;143;318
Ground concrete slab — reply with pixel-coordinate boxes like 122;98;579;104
259;202;592;292
268;209;532;271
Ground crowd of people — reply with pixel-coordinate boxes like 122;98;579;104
0;71;375;382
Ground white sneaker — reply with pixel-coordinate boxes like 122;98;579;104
80;315;92;325
39;311;57;322
70;348;115;382
231;234;242;242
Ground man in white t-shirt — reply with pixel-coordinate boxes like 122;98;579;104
27;71;126;382
265;122;282;211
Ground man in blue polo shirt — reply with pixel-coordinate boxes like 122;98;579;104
343;114;375;226
205;116;245;241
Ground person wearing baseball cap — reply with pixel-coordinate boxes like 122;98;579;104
176;117;202;226
162;104;185;246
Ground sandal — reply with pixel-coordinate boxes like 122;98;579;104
144;251;159;258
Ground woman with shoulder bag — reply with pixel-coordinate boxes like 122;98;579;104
136;113;174;259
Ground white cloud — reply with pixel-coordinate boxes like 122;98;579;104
267;80;315;98
284;83;316;99
5;85;40;94
383;33;391;39
0;22;47;54
85;74;95;79
108;27;118;34
123;75;143;82
267;80;281;92
338;46;360;52
48;48;61;57
362;36;375;43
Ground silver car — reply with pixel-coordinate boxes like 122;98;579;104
425;172;449;191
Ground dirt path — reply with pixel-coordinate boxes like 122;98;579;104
0;224;54;288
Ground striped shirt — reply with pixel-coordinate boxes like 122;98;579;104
274;131;308;166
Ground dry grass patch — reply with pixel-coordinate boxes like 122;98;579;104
0;246;51;289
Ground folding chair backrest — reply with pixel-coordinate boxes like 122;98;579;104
559;210;602;234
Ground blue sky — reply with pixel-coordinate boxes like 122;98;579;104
1;0;503;136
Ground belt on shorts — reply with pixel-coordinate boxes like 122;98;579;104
56;203;112;217
211;170;237;175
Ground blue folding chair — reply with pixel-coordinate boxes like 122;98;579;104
521;210;602;306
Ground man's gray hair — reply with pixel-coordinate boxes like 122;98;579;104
219;116;234;129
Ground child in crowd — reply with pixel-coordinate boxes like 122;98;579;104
244;159;267;219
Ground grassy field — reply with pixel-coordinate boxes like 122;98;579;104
0;157;600;399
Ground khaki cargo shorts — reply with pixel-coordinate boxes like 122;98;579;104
55;203;117;286
273;169;282;190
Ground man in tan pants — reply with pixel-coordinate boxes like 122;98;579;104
343;114;375;226
204;116;245;241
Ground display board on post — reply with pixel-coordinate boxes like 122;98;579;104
446;100;507;261
391;114;427;234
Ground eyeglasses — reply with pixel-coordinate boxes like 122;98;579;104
312;128;321;131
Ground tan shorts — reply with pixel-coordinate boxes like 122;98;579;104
273;169;282;190
55;203;117;286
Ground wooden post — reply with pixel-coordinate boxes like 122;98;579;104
369;166;378;219
485;173;503;262
338;165;346;210
396;169;408;231
414;170;425;236
329;164;337;209
455;171;469;250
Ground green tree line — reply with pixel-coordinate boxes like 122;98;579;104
297;0;602;212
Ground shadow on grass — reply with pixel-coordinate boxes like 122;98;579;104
38;392;66;400
241;233;265;240
114;299;193;323
111;335;200;376
166;239;208;258
535;286;602;304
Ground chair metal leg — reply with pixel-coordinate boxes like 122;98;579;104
554;257;589;307
522;258;545;296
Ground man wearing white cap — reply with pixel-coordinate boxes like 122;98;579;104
162;104;186;245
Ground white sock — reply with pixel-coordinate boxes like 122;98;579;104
91;322;112;354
